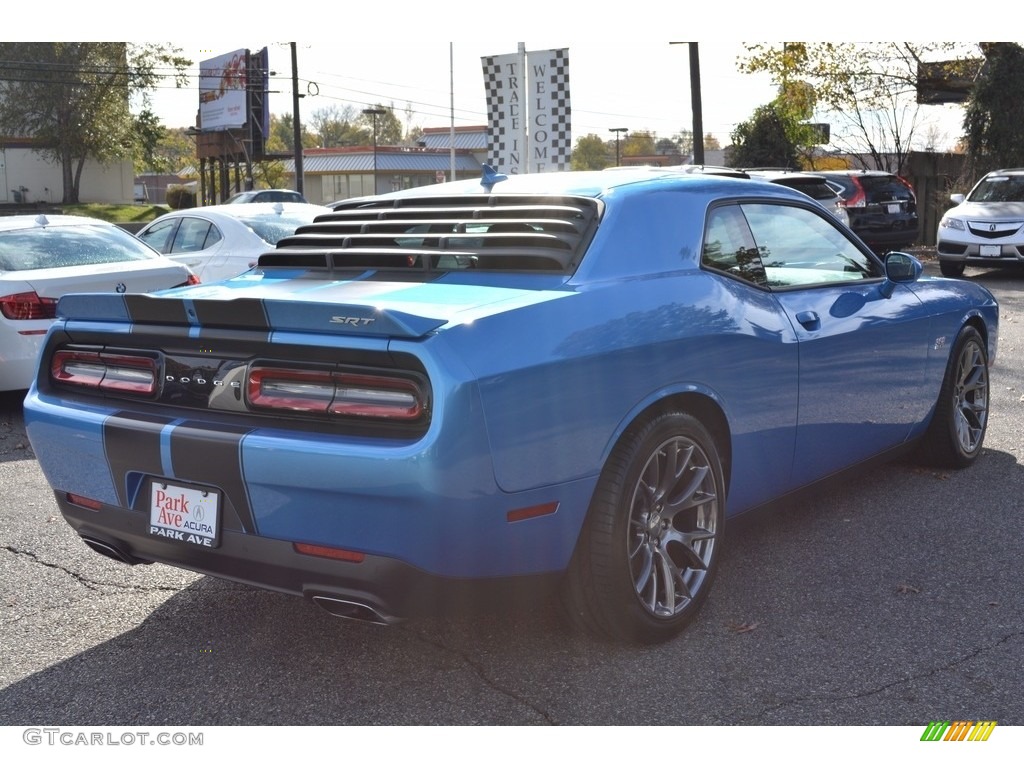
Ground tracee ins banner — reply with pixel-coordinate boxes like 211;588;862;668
481;46;571;174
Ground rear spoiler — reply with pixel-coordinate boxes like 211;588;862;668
56;293;448;339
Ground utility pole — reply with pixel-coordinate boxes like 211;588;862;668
670;42;705;164
689;43;704;164
291;42;304;195
363;108;386;194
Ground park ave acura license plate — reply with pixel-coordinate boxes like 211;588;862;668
148;480;220;548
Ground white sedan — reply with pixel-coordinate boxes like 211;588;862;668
136;202;331;283
0;214;197;392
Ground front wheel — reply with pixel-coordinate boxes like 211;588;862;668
919;325;989;468
939;260;966;277
561;412;725;644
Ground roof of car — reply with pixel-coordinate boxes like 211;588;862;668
818;169;900;176
0;213;120;233
350;167;805;204
154;202;331;219
742;169;831;181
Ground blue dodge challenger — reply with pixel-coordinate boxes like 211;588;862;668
24;168;998;644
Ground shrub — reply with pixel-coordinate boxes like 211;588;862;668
166;185;197;210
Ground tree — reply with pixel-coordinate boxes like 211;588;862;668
963;43;1024;175
358;104;403;145
570;133;611;170
622;131;655;157
656;137;681;155
738;42;978;174
728;103;799;168
0;42;189;203
671;130;693;157
268;112;318;153
143;126;196;176
309;104;365;148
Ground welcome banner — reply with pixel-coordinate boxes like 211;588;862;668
481;46;571;174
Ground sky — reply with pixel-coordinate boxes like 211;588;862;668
140;36;974;154
148;40;782;146
23;6;983;153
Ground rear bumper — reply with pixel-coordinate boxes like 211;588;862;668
57;492;563;621
26;386;596;582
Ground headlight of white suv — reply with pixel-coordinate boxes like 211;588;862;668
939;217;966;231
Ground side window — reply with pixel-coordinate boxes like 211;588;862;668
741;203;880;288
138;219;178;254
702;204;767;286
171;218;215;253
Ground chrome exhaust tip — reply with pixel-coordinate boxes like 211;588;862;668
79;535;150;565
311;595;395;626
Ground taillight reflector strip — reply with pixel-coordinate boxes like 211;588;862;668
293;542;366;563
51;350;158;395
248;366;425;421
507;502;559;523
66;492;103;510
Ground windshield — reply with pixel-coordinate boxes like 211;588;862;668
968;175;1024;203
0;223;160;272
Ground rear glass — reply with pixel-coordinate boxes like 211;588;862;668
774;179;837;201
858;175;914;202
240;214;321;245
0;224;160;272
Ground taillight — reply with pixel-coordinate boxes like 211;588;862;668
248;366;425;421
185;273;201;286
844;179;866;209
0;291;57;320
51;349;158;395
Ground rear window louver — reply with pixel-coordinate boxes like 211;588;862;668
260;194;602;273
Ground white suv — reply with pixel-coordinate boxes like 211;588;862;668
937;168;1024;277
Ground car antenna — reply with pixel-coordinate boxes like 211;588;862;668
480;164;508;191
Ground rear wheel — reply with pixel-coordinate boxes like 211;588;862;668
561;412;725;644
919;325;989;468
939;260;966;277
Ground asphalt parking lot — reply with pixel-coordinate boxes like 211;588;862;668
1;261;1022;734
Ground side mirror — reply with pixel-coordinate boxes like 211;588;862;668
880;251;923;297
950;193;966;205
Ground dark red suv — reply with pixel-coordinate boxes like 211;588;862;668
819;170;919;253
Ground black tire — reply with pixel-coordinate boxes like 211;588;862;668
940;260;966;277
919;325;989;468
561;412;725;644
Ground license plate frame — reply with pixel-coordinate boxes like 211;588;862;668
979;244;1002;257
148;479;221;549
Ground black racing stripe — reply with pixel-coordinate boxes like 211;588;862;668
123;295;190;325
170;422;257;534
103;413;173;508
192;298;270;331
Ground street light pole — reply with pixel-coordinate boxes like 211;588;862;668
363;108;386;194
610;127;628;166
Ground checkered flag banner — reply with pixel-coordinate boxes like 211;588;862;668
481;47;572;174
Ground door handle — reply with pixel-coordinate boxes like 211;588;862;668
796;310;820;331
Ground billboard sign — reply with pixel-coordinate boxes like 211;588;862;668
199;49;249;130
